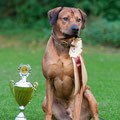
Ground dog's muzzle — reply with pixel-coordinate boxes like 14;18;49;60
63;26;79;38
72;25;79;38
72;26;79;34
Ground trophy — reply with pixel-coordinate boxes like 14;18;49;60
9;64;38;120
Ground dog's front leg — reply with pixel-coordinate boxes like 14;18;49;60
73;87;84;120
45;79;54;120
84;87;99;120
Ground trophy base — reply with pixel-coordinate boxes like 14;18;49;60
15;112;27;120
15;106;27;120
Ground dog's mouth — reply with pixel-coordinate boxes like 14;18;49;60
63;32;79;38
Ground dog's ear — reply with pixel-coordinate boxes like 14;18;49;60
78;9;87;29
48;7;63;26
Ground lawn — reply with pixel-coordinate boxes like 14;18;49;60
0;40;120;120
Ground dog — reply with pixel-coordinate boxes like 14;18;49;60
42;7;99;120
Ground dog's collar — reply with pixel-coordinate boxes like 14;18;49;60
52;30;75;48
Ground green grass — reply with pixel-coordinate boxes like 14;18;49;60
0;27;51;45
0;43;120;120
0;47;45;120
85;52;120;120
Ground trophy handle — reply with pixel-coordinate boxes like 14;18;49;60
9;80;15;97
32;82;38;98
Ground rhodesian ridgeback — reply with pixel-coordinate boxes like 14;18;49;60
42;7;99;120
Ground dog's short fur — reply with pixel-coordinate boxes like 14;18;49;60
42;7;99;120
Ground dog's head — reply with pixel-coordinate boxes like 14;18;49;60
48;7;87;38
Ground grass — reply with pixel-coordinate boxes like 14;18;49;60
0;31;120;120
85;51;120;120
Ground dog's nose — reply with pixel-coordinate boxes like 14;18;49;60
72;26;79;34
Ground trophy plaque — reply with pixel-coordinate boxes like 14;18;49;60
9;64;38;120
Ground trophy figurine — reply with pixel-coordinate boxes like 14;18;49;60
9;64;38;120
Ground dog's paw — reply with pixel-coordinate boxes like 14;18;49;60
45;115;52;120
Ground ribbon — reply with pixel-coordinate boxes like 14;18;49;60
69;38;88;95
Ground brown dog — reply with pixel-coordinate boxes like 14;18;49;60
42;7;99;120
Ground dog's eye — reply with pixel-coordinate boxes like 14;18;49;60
63;17;69;21
77;18;81;22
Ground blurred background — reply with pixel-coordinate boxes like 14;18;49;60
0;0;120;47
0;0;120;120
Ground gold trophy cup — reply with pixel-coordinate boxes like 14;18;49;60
9;64;38;120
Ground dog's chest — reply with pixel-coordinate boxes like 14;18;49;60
48;55;74;78
48;55;74;97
